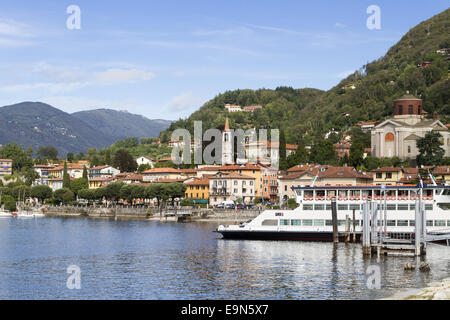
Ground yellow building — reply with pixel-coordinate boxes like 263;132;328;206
88;177;109;189
184;177;210;204
372;167;403;185
433;166;450;184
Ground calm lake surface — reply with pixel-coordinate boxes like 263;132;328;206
0;217;449;300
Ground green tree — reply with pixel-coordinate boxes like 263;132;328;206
82;166;88;179
309;139;337;165
1;194;16;211
0;143;33;172
22;167;40;186
53;188;74;204
30;185;53;204
416;131;445;166
105;181;125;203
113;149;138;172
63;161;71;189
70;178;89;197
349;142;364;168
67;152;75;162
36;146;58;160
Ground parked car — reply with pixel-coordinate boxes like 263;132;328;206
245;204;255;209
236;204;245;210
225;203;235;209
215;204;225;209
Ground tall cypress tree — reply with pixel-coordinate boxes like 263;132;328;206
63;161;71;189
82;165;88;179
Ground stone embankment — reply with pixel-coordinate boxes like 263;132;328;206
42;205;262;222
402;278;450;300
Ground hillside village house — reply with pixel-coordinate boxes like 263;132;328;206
371;94;450;160
184;177;210;204
135;156;155;168
209;172;255;206
88;165;120;179
372;167;403;185
88;177;110;189
33;164;56;186
0;159;12;178
215;163;263;198
224;104;242;112
142;168;183;182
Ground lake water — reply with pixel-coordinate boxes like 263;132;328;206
0;217;449;300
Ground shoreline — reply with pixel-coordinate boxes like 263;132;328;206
382;277;450;300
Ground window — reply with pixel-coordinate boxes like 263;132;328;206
408;105;413;114
376;173;382;179
338;204;348;211
387;204;396;211
325;220;333;226
302;219;313;226
280;219;290;226
385;133;394;142
435;220;446;227
303;204;313;210
275;212;283;216
426;220;433;227
408;146;411;154
387;220;396;226
291;219;301;226
349;204;360;211
314;204;325;211
398;105;403;114
386;173;392;179
397;220;408;227
425;204;433;211
285;185;287;191
314;220;325;226
397;204;409;210
409;220;415;226
262;219;278;226
234;181;238;185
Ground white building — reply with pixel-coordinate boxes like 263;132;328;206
371;94;450;160
136;156;155;168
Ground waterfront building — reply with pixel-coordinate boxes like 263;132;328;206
216;163;263;198
258;163;279;202
371;94;450;160
209;172;255;205
88;165;120;179
142;167;183;182
184;177;210;204
32;164;55;185
372;167;404;185
0;159;12;177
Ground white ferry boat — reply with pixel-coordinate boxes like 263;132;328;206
217;185;450;242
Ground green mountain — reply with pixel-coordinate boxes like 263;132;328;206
0;102;112;156
72;109;172;141
0;102;172;156
161;8;450;145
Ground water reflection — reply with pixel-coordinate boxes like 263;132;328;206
0;218;448;299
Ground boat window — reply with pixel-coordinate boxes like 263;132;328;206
314;204;325;210
425;204;433;211
442;189;450;196
409;220;415;226
338;220;346;226
316;190;325;196
295;189;302;196
437;203;450;210
304;190;314;197
447;220;450;227
387;204;396;211
327;190;336;197
291;219;301;226
325;220;332;226
338;190;347;197
409;204;415;210
434;220;446;227
261;219;278;226
387;220;396;226
397;220;408;226
397;204;408;210
303;204;313;210
426;220;433;227
376;204;385;210
313;219;325;226
326;204;332;211
302;219;313;226
338;204;348;210
280;219;290;226
349;204;360;211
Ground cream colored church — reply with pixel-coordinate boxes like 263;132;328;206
371;94;450;160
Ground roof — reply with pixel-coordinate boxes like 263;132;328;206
358;121;377;126
185;177;210;186
211;172;255;180
142;167;180;174
395;94;422;101
404;134;421;141
372;167;402;173
217;163;260;171
157;157;173;162
318;167;372;179
88;165;112;170
153;178;188;183
178;168;198;174
433;166;450;175
118;173;143;181
224;118;230;130
89;177;110;182
137;155;155;161
287;164;319;173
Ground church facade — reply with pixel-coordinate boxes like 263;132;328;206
371;94;450;160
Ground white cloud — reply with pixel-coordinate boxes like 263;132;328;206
167;92;205;113
93;68;156;84
0;18;37;47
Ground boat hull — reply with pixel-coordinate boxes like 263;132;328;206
217;230;362;242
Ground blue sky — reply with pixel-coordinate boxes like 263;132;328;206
0;0;448;120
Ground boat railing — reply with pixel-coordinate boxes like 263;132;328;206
303;195;434;201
